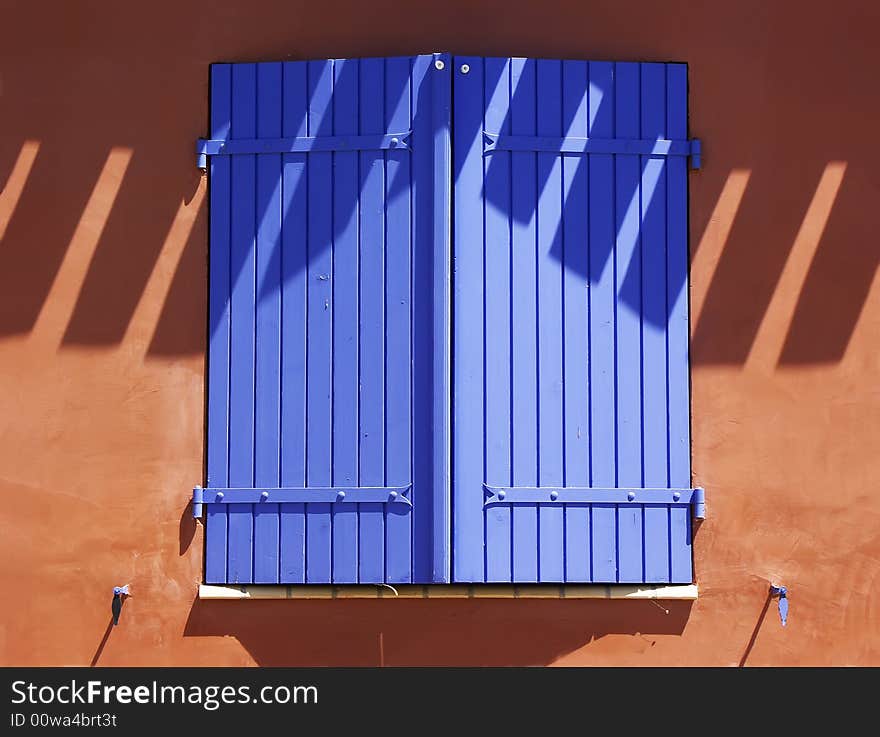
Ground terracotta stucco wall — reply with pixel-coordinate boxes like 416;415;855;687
1;0;878;666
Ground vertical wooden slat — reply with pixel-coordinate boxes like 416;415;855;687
667;63;694;583
384;56;413;583
451;55;485;583
483;57;512;582
510;57;539;583
430;53;453;582
227;63;257;584
561;59;591;582
205;64;231;584
641;62;672;583
305;59;334;583
614;62;644;583
253;62;282;583
331;58;360;583
358;57;386;583
588;61;617;582
536;59;565;582
279;61;308;583
410;54;437;582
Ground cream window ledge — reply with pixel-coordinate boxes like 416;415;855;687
198;583;699;600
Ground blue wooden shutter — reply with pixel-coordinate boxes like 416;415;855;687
200;55;451;584
452;57;700;583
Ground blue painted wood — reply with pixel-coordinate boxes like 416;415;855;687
483;56;512;583
205;55;695;586
667;64;694;583
202;487;412;504
227;63;257;584
450;57;695;583
358;57;387;584
430;53;452;583
205;63;231;584
615;61;644;584
452;55;485;583
409;54;448;582
197;132;411;157
384;55;414;583
304;59;334;583
253;62;282;584
561;59;591;582
536;59;565;582
640;62;671;583
510;57;539;583
482;133;697;158
204;55;441;585
483;486;698;505
331;57;360;584
588;60;618;583
279;61;308;584
409;54;431;583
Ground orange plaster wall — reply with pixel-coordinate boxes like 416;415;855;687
0;0;878;666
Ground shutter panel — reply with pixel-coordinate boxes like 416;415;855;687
202;56;450;584
452;57;698;583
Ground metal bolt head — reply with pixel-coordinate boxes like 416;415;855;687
389;491;398;500
549;490;559;501
627;491;636;501
673;491;681;501
260;490;269;500
434;59;445;70
460;63;470;74
497;490;506;501
336;491;346;501
390;137;399;147
215;491;224;500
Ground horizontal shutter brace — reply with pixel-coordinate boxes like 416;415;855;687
483;485;706;519
482;132;702;169
196;131;412;168
192;485;413;518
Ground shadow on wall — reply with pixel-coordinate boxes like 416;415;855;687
0;1;878;365
183;597;692;666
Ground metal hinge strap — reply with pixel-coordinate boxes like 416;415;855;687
192;485;412;517
196;131;412;167
483;485;707;519
483;132;702;169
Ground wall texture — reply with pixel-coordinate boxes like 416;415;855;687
1;0;877;666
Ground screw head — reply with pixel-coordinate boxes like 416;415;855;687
434;59;445;70
497;490;506;501
260;490;269;500
215;492;224;500
673;491;681;501
390;137;399;146
336;491;346;501
549;490;559;501
460;63;470;74
389;491;398;500
627;491;636;501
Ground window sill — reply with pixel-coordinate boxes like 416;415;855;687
198;583;698;600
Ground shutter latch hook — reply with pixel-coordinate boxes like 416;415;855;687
769;585;788;627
